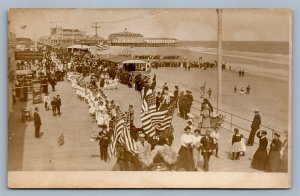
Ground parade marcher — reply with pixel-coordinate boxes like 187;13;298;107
200;129;214;171
97;126;110;162
49;75;57;91
185;90;193;114
251;130;268;171
207;88;212;99
156;92;162;110
56;95;62;116
234;85;237;93
162;82;168;95
192;129;202;169
99;78;105;89
51;97;57;116
187;119;195;133
280;130;288;172
247;109;262;146
232;128;242;160
266;132;282;172
174;85;179;99
178;91;185;118
210;129;220;158
200;104;211;130
129;104;134;126
44;92;50;111
33;107;41;138
177;126;195;171
136;132;151;151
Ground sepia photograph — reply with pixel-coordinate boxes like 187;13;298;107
7;8;291;188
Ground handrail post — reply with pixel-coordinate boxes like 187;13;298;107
230;113;233;131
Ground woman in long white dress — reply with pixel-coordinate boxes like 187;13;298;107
96;101;107;126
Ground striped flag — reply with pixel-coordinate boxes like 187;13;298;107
96;41;110;51
141;91;168;137
108;112;137;159
108;116;124;159
157;99;177;131
200;82;206;98
119;112;137;154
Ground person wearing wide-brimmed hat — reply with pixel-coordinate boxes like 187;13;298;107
247;109;262;146
266;132;283;172
176;126;195;171
251;130;268;171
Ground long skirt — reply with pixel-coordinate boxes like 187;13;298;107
176;146;195;171
265;151;282;172
251;149;268;171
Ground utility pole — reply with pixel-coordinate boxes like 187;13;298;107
92;22;101;37
216;8;222;113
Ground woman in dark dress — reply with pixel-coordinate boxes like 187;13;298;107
281;130;289;172
176;126;195;171
266;132;282;172
251;130;268;171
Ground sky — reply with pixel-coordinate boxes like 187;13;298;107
8;8;291;42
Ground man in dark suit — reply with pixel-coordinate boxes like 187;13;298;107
56;95;62;116
200;130;215;171
33;107;41;138
247;109;262;146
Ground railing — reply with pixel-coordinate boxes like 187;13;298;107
155;85;286;142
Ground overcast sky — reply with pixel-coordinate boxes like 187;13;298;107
9;8;291;42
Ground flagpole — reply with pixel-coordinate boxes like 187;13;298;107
216;9;222;114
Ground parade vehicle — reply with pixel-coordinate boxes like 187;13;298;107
119;59;151;74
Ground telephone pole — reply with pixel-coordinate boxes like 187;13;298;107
92;22;101;37
216;9;223;113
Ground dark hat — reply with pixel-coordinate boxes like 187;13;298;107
194;129;201;134
261;130;267;135
274;132;281;137
234;128;239;133
184;126;191;131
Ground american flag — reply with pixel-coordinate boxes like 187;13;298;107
108;112;137;159
108;115;124;159
141;91;168;137
157;99;177;131
96;41;110;51
200;82;206;98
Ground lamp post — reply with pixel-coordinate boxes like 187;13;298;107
216;8;223;113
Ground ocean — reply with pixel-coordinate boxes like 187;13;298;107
179;41;289;55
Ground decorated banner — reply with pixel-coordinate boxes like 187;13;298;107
32;80;43;104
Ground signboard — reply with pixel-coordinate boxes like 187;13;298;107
32;80;43;104
15;51;43;60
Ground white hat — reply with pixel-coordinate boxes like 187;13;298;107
254;109;259;113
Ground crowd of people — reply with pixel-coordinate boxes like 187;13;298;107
14;45;289;173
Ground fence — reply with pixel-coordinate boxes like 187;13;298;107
156;85;286;142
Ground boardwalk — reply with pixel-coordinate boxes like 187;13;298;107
9;79;261;172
